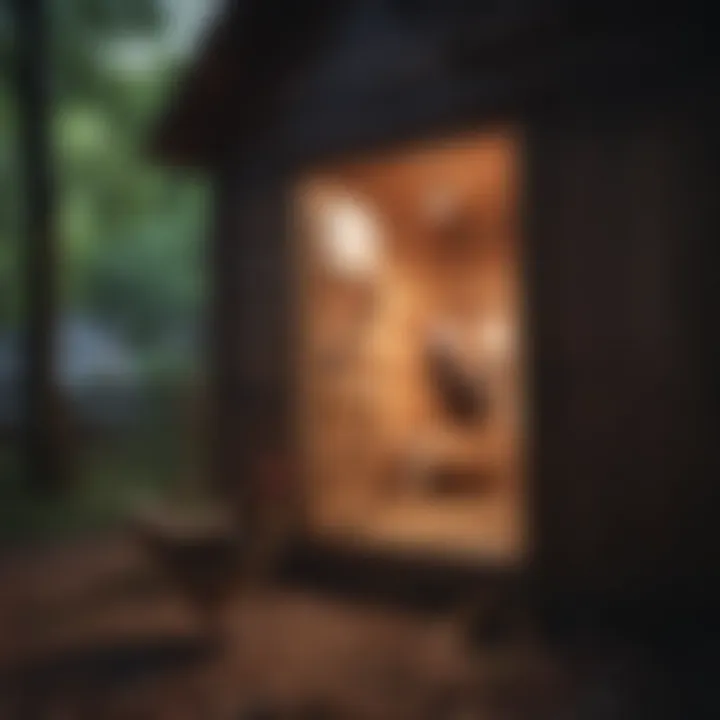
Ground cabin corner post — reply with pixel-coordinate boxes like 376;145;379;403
209;160;295;553
208;161;242;512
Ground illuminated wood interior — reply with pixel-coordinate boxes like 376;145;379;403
294;128;526;564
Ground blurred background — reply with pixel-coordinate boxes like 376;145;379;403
0;0;221;545
0;2;716;717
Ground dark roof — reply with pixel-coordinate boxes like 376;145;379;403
153;0;711;170
152;0;346;168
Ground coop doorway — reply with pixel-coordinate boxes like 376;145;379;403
294;128;527;565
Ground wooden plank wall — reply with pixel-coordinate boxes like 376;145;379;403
210;165;293;533
527;91;720;623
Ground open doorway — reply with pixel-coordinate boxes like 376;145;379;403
294;128;526;565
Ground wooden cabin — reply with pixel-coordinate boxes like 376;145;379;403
154;1;718;630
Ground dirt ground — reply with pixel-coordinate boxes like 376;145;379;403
0;534;714;719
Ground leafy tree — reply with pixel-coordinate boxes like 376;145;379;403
1;0;208;366
0;0;210;534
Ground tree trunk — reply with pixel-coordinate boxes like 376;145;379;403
15;0;65;494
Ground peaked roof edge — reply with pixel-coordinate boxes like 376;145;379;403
151;0;346;169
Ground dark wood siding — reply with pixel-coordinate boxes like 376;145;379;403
210;165;293;529
527;91;720;618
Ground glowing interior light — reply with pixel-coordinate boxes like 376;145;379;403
319;193;381;277
479;315;514;361
423;186;458;225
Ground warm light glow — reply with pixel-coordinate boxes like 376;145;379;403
422;186;458;226
297;128;524;564
318;192;382;277
479;315;514;362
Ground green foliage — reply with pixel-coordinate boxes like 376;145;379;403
0;0;211;541
1;0;209;359
54;77;208;350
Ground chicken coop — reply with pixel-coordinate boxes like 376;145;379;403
154;1;718;625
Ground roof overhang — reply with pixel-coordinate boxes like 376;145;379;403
152;0;345;169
